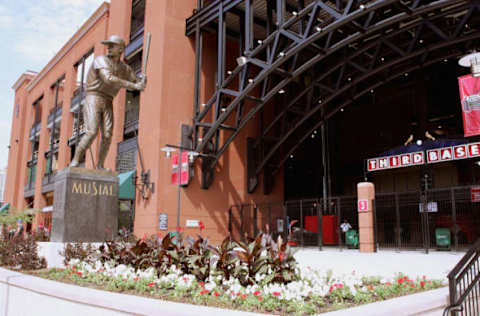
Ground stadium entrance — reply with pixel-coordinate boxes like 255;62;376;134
187;1;480;249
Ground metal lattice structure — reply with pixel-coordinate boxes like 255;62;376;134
186;0;480;190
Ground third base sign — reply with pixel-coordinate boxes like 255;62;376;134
358;199;369;212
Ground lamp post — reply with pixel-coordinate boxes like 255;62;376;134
161;145;199;229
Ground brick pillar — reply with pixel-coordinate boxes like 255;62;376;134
357;182;376;253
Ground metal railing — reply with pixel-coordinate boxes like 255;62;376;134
125;25;144;59
444;238;480;315
47;106;62;127
116;137;138;173
70;90;86;112
29;122;41;139
124;106;139;134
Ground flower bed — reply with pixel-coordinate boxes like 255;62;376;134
35;262;443;315
28;231;443;315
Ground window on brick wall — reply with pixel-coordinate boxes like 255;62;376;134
130;0;145;40
33;97;42;125
74;50;94;96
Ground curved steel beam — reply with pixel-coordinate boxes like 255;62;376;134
196;0;405;153
259;31;480;175
189;0;472;189
272;47;476;174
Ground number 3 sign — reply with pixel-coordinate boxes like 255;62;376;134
358;199;369;212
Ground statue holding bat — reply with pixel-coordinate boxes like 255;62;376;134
70;34;147;169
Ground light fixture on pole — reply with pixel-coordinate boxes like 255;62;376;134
161;146;176;158
236;56;248;66
161;145;182;228
187;151;199;163
459;52;480;77
161;145;200;229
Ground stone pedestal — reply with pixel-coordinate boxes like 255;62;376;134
357;182;376;253
51;168;118;242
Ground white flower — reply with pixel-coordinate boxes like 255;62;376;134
204;281;216;291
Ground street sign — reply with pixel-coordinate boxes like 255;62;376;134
158;213;168;230
471;186;480;202
186;219;199;227
358;199;369;212
419;202;438;213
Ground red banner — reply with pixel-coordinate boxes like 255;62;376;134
459;74;480;137
171;152;189;186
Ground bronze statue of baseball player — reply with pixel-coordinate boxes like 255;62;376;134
70;35;146;169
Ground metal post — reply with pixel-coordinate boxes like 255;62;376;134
395;193;401;251
423;174;429;254
244;0;253;53
276;0;284;26
300;200;304;247
193;19;203;147
451;188;458;252
228;207;231;234
253;204;258;236
240;205;245;240
268;205;272;235
337;197;342;251
373;199;378;252
326;120;332;200
321;121;328;215
176;146;182;229
317;200;322;250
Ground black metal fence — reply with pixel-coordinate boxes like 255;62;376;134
443;238;480;316
229;186;480;251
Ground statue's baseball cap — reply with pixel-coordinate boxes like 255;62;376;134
101;35;126;47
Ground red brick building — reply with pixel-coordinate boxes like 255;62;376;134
6;0;480;249
5;1;282;244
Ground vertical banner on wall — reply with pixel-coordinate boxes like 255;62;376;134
171;153;179;185
458;74;480;137
180;152;189;186
171;152;190;186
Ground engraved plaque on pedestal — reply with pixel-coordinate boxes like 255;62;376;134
51;168;118;242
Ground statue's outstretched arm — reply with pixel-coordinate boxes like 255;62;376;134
98;68;141;91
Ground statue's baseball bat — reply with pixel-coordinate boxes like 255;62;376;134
142;32;151;75
135;32;152;181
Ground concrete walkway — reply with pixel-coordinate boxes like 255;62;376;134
294;247;465;281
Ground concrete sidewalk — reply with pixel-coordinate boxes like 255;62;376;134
294;247;465;280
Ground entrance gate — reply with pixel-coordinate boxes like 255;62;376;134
229;186;480;251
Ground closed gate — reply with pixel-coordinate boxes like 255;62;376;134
229;186;480;250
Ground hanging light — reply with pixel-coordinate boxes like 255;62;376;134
161;146;176;158
459;52;480;77
236;56;248;66
187;151;199;163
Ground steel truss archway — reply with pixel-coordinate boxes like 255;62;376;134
186;0;480;190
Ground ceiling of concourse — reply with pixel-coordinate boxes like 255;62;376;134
186;0;480;189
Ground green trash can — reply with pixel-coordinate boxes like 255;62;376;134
169;231;179;245
345;230;359;249
435;228;451;250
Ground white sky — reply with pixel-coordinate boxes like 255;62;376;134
0;0;107;169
